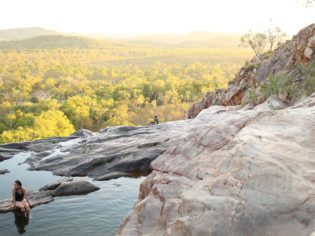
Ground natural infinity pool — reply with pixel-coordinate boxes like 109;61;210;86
0;151;144;236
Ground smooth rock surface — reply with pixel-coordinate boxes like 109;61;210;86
52;180;100;197
118;94;315;236
39;177;73;191
24;120;219;180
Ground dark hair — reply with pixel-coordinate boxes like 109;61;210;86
15;180;22;187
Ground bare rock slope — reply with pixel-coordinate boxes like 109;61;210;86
118;93;315;236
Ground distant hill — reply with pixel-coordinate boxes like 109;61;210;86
0;35;115;49
0;28;243;49
122;32;242;48
0;27;60;41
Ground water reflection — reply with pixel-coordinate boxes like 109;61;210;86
14;211;29;234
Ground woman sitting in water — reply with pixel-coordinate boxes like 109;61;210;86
12;180;32;217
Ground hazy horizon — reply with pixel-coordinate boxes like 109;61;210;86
1;0;314;36
0;26;250;38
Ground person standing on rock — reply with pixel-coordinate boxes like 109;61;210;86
153;115;159;125
12;180;32;217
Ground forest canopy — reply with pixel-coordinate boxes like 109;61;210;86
0;36;251;143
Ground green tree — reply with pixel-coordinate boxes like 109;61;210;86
240;31;267;56
264;20;286;51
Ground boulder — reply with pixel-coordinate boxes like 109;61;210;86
52;180;99;197
39;177;73;191
71;129;94;137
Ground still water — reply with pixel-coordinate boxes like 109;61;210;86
0;147;144;236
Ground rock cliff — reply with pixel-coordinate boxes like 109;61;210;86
118;93;315;236
187;24;315;118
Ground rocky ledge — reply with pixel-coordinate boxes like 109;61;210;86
118;93;315;236
1;117;220;181
0;179;99;213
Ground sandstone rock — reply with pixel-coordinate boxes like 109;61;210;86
187;102;204;119
118;94;315;236
188;24;315;119
304;47;313;59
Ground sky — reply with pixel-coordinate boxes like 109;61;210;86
1;0;314;36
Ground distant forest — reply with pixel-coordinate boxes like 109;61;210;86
0;32;252;143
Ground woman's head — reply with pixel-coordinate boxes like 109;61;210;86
14;180;22;188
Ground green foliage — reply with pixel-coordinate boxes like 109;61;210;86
0;45;251;143
247;88;260;104
240;21;286;55
298;62;315;96
240;31;267;56
249;62;315;104
264;20;286;51
260;74;294;98
0;110;74;143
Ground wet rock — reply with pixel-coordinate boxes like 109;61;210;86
0;169;10;175
52;180;99;197
0;135;80;161
0;148;22;162
71;129;94;137
25;121;211;180
95;172;132;181
39;177;73;191
0;191;53;214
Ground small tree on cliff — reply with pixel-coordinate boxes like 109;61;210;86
264;20;286;51
240;31;267;56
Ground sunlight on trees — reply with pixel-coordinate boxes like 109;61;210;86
0;47;251;143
